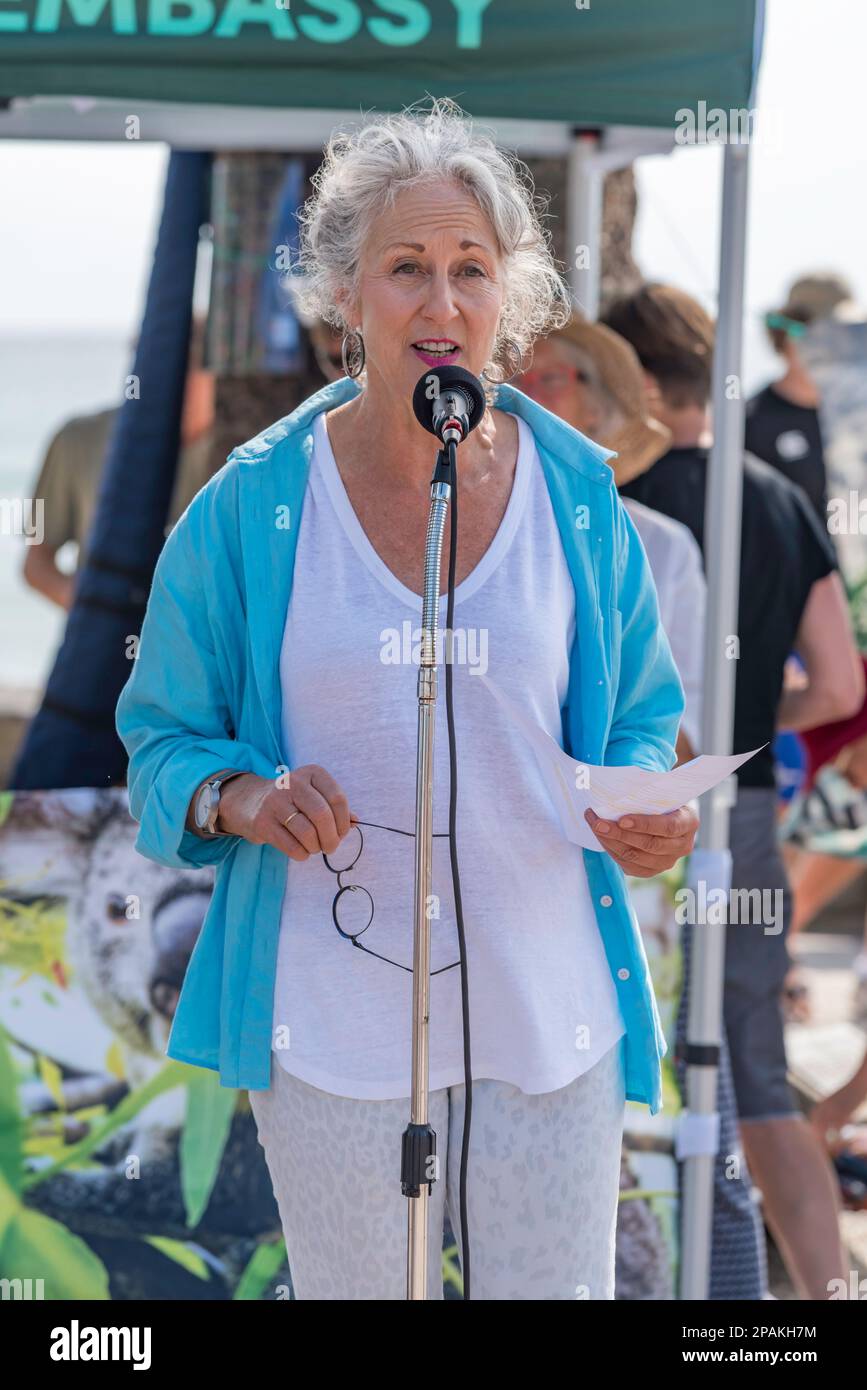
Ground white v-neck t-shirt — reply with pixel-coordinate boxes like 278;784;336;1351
271;407;626;1099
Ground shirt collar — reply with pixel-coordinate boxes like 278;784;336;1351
274;375;616;482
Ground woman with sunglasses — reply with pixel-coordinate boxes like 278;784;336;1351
116;98;697;1301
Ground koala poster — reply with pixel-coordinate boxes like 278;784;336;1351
0;786;290;1301
0;787;680;1300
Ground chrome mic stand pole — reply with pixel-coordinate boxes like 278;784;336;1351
402;445;452;1301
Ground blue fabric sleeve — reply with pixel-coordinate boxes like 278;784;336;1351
115;490;275;870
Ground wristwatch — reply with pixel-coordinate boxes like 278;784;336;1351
193;768;247;837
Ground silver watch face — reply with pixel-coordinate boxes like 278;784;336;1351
195;783;217;830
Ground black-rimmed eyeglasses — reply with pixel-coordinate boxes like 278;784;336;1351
322;820;461;975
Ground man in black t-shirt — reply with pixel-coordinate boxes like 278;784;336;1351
744;385;826;523
744;273;854;528
603;282;863;1301
619;446;836;793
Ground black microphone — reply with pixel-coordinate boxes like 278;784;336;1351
412;365;486;446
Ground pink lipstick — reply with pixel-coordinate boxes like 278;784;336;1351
411;340;462;367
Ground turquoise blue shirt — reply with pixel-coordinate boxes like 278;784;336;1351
115;375;684;1113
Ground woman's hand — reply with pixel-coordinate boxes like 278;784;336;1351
216;764;354;861
584;804;699;878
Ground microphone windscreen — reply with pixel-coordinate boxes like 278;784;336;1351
412;366;486;438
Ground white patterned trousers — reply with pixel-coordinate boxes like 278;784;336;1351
248;1037;626;1301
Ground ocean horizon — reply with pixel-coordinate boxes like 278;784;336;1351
0;326;775;704
0;331;131;698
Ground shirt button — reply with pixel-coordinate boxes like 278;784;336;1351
597;678;604;686
600;894;613;907
617;968;630;980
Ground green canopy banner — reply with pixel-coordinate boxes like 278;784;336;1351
0;0;761;129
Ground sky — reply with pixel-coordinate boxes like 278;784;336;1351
632;0;867;387
0;0;864;395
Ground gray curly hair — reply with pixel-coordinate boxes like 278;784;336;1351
286;96;573;404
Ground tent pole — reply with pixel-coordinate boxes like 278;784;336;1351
679;138;752;1300
566;131;602;318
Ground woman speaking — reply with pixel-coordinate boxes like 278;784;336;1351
116;97;697;1300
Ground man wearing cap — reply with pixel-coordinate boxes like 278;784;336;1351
745;272;855;526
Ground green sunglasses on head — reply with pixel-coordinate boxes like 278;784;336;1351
765;311;808;338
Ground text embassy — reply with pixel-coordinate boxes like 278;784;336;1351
6;0;492;47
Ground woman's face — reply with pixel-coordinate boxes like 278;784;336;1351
340;178;505;405
518;337;603;435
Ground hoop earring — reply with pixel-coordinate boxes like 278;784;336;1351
501;337;525;381
484;337;525;384
341;329;365;379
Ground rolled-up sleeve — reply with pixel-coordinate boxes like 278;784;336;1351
604;494;685;773
115;488;271;870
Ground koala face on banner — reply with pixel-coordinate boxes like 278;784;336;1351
0;789;215;1071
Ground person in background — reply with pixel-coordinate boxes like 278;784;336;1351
809;1029;867;1211
787;702;867;1202
783;673;867;1022
22;316;216;611
810;1043;867;1213
518;314;703;759
745;272;854;528
747;271;855;1012
750;274;860;878
603;281;864;1300
519;314;770;1300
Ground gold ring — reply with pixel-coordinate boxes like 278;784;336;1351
282;811;301;829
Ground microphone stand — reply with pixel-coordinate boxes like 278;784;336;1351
401;443;454;1300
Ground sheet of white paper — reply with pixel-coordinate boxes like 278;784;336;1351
477;672;764;851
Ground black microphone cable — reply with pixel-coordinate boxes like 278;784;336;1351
443;435;473;1301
